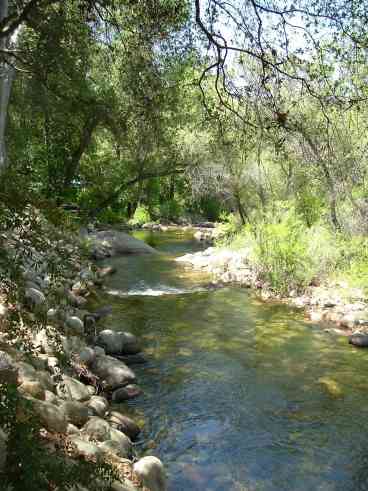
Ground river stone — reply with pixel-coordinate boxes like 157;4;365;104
18;380;45;400
25;287;46;307
37;370;55;392
115;353;147;365
78;347;96;367
109;427;132;450
108;412;140;440
69;436;103;460
33;328;55;355
60;401;89;427
44;390;59;405
98;437;132;460
31;399;68;433
56;375;91;402
92;355;135;389
67;291;87;308
96;330;141;356
83;417;111;441
61;336;87;357
88;230;156;256
16;361;36;382
65;316;84;336
111;480;138;491
349;334;368;347
67;423;80;435
88;396;109;418
133;456;167;491
112;384;142;403
93;346;105;357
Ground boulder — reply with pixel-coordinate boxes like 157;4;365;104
25;287;46;308
65;316;84;336
78;347;96;367
133;456;167;491
67;291;87;308
67;423;81;435
60;401;89;427
108;427;132;458
115;354;147;365
83;417;111;442
111;480;138;491
96;330;141;356
98;437;132;460
108;412;140;440
16;361;36;383
349;334;368;347
61;336;87;357
32;328;55;355
44;390;59;405
112;384;142;403
88;396;109;418
92;355;135;389
18;380;45;400
87;230;156;257
37;370;55;392
31;399;68;433
56;375;91;402
69;436;103;460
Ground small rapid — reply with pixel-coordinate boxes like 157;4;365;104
97;230;368;491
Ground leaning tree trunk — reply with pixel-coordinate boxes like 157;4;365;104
0;0;22;174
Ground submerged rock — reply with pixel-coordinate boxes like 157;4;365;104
87;230;157;257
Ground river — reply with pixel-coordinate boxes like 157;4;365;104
98;230;368;491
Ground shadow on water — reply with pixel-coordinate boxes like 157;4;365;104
99;230;368;491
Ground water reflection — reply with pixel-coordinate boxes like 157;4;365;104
99;231;368;491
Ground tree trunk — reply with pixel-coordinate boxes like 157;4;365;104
0;1;22;174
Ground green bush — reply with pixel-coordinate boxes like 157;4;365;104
128;205;151;226
253;207;312;293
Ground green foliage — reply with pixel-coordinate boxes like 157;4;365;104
0;383;117;491
128;205;151;226
253;206;312;293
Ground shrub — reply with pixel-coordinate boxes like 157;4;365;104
128;205;151;226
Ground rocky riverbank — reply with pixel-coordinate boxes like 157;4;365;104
0;216;166;490
177;246;368;347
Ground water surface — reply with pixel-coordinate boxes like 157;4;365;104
99;230;368;491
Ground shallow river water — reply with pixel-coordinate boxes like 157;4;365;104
99;230;368;491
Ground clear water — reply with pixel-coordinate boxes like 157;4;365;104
98;230;368;491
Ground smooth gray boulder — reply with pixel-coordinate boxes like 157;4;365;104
96;330;141;356
92;355;135;389
88;395;109;418
133;456;167;491
56;375;91;402
18;380;45;400
31;399;68;433
25;287;46;307
65;316;84;336
108;412;140;440
83;417;111;442
78;347;96;367
112;384;142;403
88;230;156;257
69;436;103;460
60;401;89;427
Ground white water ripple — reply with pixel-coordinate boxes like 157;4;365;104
106;285;208;297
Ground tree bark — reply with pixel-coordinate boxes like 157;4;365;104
0;0;22;175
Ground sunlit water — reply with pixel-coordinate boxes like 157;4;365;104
97;230;368;491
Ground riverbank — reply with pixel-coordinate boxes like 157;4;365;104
0;212;166;491
177;246;368;345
